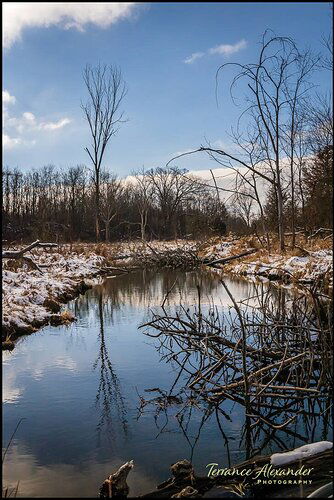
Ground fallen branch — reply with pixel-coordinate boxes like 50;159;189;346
204;248;257;267
209;352;307;395
2;240;58;272
308;228;333;239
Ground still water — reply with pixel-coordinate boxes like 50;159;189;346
3;270;332;497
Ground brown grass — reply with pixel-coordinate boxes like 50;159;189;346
60;310;75;322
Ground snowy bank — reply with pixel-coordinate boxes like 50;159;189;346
2;248;106;347
2;240;199;347
200;237;333;286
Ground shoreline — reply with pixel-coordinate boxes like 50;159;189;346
2;237;332;349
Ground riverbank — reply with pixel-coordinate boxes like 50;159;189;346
199;236;333;289
2;248;107;348
2;236;332;348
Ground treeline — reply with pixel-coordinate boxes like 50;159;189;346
2;165;238;242
263;145;333;235
2;145;332;244
2;34;332;246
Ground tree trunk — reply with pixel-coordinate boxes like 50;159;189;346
95;174;100;242
140;212;147;241
276;177;285;251
105;222;109;242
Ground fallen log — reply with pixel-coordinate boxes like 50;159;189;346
308;228;333;239
203;248;257;268
99;266;130;274
2;240;58;271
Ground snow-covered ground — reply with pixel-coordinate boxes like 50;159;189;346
2;248;106;343
2;236;332;346
228;250;333;284
2;240;198;344
200;237;333;286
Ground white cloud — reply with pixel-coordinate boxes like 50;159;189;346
184;52;205;64
3;2;138;49
3;90;16;105
39;117;71;131
184;39;247;64
209;39;247;56
3;133;36;150
3;89;71;149
3;133;22;149
5;109;71;134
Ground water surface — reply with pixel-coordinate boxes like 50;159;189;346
3;270;332;497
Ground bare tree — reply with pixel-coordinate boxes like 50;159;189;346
146;167;205;239
233;188;254;231
281;52;319;246
320;4;333;71
169;33;318;251
100;172;124;242
82;63;127;241
132;167;154;241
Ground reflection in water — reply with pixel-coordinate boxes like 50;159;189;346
2;270;333;498
139;277;332;461
93;292;128;445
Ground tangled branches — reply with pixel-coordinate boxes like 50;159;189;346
139;280;332;447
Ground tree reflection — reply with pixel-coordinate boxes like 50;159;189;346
93;291;128;446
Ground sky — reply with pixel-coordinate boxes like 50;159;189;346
2;2;332;176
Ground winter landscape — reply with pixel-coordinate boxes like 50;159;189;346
2;2;333;499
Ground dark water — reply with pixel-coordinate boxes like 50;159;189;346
3;270;332;497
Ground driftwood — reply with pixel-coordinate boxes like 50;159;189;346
99;266;130;274
99;461;134;498
203;248;257;268
308;228;333;239
2;240;58;271
100;449;333;498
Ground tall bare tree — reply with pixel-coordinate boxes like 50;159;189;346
169;33;318;251
82;63;127;241
146;166;205;239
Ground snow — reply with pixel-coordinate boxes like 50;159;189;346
2;248;106;336
2;240;199;338
270;441;333;466
201;237;332;285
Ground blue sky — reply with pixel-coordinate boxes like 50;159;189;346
3;2;332;175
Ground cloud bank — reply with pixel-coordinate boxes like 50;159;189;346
3;3;138;49
184;39;247;64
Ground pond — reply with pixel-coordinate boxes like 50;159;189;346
3;269;332;497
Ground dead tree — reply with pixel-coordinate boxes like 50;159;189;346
82;63;127;242
2;240;58;271
168;34;319;251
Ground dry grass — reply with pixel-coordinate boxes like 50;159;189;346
59;310;75;323
57;241;133;264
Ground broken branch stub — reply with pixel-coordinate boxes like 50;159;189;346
99;460;134;498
